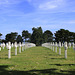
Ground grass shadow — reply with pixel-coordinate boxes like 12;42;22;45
50;58;65;60
49;64;75;66
0;57;8;59
0;65;75;75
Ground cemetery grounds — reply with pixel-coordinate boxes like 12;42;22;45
0;46;75;75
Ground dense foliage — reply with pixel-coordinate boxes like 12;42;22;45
5;32;18;43
30;27;43;46
43;30;53;43
0;27;75;45
0;33;2;42
55;29;75;43
16;35;23;43
22;30;31;42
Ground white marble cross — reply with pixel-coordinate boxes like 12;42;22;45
22;42;24;51
73;44;75;51
62;43;63;47
51;42;52;50
0;44;1;51
59;42;61;55
11;43;14;47
8;42;11;59
53;42;54;51
19;42;21;53
55;42;57;53
14;42;17;55
2;42;5;49
69;42;71;48
73;42;74;49
64;42;68;59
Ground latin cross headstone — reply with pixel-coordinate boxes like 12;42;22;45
6;43;8;49
69;42;71;48
49;43;51;49
25;43;27;50
53;42;54;51
1;43;2;47
59;42;61;55
0;44;1;51
64;42;68;59
55;42;57;53
2;42;5;49
14;42;17;55
11;43;14;47
51;42;52;50
62;43;63;47
8;42;11;59
73;42;74;49
19;42;21;53
22;42;24;51
73;44;75;51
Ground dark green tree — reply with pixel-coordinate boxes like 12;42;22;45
0;33;2;37
43;30;53;43
0;33;2;42
1;39;7;43
16;35;23;43
5;32;18;43
22;30;31;42
55;29;73;43
30;27;43;46
73;33;75;43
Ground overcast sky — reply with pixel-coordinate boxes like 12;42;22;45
0;0;75;39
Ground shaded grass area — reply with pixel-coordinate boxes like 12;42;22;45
0;46;75;75
0;65;75;75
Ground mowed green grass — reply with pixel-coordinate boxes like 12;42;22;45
0;46;75;75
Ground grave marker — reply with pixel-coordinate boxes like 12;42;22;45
73;42;74;49
53;42;54;51
62;43;63;47
0;45;1;51
2;42;5;49
59;42;61;55
19;42;21;53
55;42;57;53
14;42;17;55
8;42;11;59
22;42;24;51
69;42;71;48
64;42;68;59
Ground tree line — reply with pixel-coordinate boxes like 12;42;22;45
0;27;75;46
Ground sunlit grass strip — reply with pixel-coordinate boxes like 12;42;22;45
0;46;75;75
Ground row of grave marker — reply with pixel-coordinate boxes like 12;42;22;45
0;42;36;59
42;42;75;59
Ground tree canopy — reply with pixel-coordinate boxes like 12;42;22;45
5;32;18;43
16;35;23;43
22;30;31;42
31;27;43;46
0;33;2;37
55;29;75;43
0;33;2;42
1;27;75;44
43;30;53;43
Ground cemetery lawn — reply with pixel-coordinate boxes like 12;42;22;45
0;46;75;75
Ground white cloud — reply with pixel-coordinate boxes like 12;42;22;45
0;17;7;22
38;0;65;10
26;0;32;3
62;20;75;24
32;18;48;24
39;2;57;10
0;0;25;6
67;20;75;24
0;0;8;5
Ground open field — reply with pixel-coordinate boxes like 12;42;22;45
0;46;75;75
